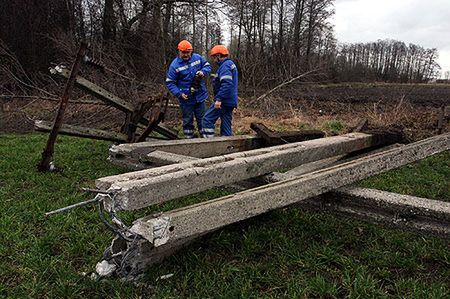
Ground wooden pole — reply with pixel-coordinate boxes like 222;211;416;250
37;42;87;172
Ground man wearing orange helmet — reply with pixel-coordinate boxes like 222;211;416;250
202;45;238;137
165;40;211;138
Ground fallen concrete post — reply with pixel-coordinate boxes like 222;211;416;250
101;185;450;279
35;120;128;142
51;67;135;111
129;133;449;246
311;187;450;237
50;66;178;139
250;122;325;145
265;143;403;183
144;150;199;166
108;135;264;169
97;133;393;211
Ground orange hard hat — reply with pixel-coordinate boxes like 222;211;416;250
210;45;229;57
178;40;193;52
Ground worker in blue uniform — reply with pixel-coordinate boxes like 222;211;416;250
202;45;238;137
165;40;211;138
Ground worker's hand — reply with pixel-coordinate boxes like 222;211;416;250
214;100;222;109
180;94;189;100
196;71;204;77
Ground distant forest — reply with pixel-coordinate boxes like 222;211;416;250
0;0;442;94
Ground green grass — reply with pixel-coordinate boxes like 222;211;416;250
0;134;449;298
359;150;450;201
322;120;347;135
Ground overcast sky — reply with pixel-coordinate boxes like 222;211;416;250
333;0;450;77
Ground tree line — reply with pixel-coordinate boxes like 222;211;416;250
0;0;442;96
334;40;440;83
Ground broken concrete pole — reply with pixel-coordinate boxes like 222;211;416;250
266;143;403;183
250;122;325;145
52;67;135;111
315;187;450;237
35;120;128;142
51;66;178;140
130;133;449;246
103;185;450;279
97;133;391;211
145;150;199;166
108;135;264;169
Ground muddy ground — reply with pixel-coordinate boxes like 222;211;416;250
1;83;449;141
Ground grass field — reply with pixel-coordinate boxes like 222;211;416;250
1;134;449;298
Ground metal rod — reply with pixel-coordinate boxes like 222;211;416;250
81;187;111;194
45;197;100;217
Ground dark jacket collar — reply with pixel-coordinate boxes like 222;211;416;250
217;57;229;66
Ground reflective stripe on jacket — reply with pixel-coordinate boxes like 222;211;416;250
213;58;238;108
165;53;211;105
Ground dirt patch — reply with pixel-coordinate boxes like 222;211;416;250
1;83;449;140
275;83;450;108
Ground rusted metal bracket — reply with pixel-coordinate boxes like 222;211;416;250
136;94;169;142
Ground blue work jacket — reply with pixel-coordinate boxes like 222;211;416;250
165;53;211;106
213;58;238;108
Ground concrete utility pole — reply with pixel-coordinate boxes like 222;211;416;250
92;133;449;279
96;133;393;210
130;133;449;247
38;42;87;172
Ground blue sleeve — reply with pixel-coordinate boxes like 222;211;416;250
200;56;211;76
215;65;233;102
165;64;181;98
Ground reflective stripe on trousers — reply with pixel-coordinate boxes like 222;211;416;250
202;104;234;137
180;102;205;138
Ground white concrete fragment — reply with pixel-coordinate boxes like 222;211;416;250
95;260;117;277
130;217;171;247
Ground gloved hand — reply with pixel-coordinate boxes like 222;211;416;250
190;75;202;93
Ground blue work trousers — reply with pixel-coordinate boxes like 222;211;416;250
180;102;205;138
202;104;234;137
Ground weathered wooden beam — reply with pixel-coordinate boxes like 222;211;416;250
35;120;128;142
129;133;449;247
97;133;401;211
108;135;264;169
